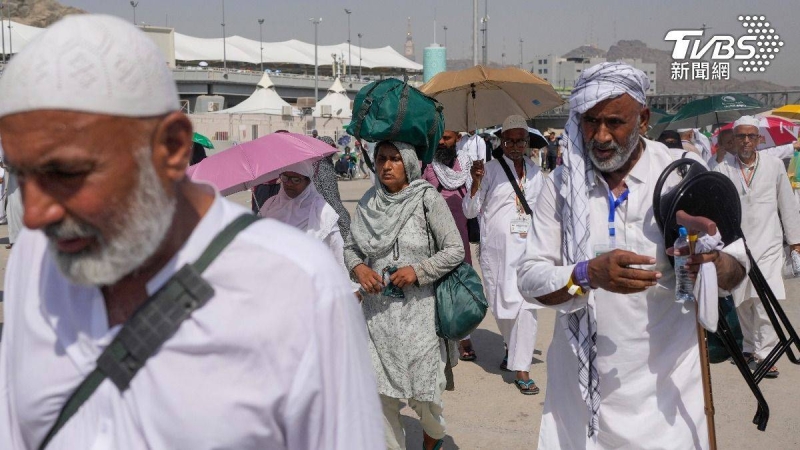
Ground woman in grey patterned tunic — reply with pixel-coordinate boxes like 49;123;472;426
345;141;464;450
314;136;351;240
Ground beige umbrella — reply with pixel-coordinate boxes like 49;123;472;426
420;65;565;131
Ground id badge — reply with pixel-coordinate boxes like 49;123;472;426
510;217;531;238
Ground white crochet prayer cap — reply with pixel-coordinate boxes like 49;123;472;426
676;128;693;133
502;114;528;132
732;115;760;129
0;14;179;119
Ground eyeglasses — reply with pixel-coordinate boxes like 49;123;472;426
503;139;529;148
734;133;760;142
279;174;305;184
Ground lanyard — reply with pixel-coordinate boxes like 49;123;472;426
515;163;527;216
607;188;629;248
735;154;759;194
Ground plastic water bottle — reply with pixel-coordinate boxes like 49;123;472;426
674;227;695;302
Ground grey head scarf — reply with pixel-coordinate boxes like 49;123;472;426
351;141;432;258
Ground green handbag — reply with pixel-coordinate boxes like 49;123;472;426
423;199;488;340
346;77;444;164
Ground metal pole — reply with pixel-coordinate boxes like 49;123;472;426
519;38;523;69
358;33;362;80
222;0;227;70
7;12;11;57
310;18;322;100
443;25;447;49
484;0;489;65
258;19;264;72
472;0;478;66
1;2;6;64
345;9;352;79
130;1;138;26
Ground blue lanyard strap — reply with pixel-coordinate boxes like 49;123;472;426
607;188;630;237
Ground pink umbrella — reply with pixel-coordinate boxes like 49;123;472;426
712;116;799;151
186;132;337;195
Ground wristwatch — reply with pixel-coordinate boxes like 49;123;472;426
566;277;585;297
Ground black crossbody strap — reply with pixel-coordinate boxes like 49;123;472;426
496;156;533;216
38;213;259;450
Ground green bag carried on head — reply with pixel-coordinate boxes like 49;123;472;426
347;78;444;164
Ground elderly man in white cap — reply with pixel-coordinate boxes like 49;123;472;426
463;114;545;395
0;15;384;450
516;62;748;448
713;115;800;379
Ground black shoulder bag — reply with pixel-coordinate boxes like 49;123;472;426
495;156;533;215
38;214;260;450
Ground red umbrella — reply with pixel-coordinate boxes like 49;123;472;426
186;132;336;195
712;116;799;151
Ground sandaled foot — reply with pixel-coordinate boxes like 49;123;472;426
514;379;540;395
422;432;445;450
459;340;477;361
764;365;780;379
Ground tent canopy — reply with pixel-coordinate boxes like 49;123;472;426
1;20;422;72
216;73;300;115
312;77;352;118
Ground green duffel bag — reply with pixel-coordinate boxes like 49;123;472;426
707;295;744;363
346;78;444;164
435;262;489;341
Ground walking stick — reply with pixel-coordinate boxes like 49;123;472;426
679;212;717;450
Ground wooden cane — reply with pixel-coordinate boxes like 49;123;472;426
677;211;718;450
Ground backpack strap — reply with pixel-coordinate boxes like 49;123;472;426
390;82;411;138
352;80;384;140
496;156;533;216
38;214;260;450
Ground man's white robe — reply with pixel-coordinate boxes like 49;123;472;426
517;141;748;449
463;155;544;321
0;196;384;450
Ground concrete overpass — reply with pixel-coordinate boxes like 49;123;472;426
173;68;411;113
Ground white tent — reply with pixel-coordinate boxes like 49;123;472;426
215;73;300;115
312;77;352;119
0;20;421;71
0;21;45;55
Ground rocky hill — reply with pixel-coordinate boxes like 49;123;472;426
605;39;789;94
4;0;84;28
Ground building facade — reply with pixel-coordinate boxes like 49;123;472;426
532;54;657;94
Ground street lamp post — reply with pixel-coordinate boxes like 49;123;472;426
344;9;352;79
443;25;447;49
358;32;363;80
258;19;264;72
221;0;227;70
310;18;322;100
1;2;6;64
130;1;138;25
519;38;523;69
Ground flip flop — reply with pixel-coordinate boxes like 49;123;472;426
514;379;540;395
764;366;780;379
500;356;511;372
459;346;477;361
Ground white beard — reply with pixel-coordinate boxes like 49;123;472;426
45;147;177;286
586;121;641;173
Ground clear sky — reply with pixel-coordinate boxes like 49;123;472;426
65;0;799;87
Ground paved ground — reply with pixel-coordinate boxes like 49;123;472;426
0;177;798;449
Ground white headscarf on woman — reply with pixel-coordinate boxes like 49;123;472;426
351;141;433;259
258;159;339;241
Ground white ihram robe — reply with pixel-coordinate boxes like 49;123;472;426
0;196;385;450
517;141;748;449
463;154;544;371
714;152;800;360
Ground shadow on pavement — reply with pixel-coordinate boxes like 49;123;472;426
401;414;460;449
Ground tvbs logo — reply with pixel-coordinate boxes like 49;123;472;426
665;15;782;73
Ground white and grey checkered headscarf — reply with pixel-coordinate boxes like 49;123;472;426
561;61;650;439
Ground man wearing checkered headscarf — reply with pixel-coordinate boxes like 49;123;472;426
516;62;748;448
